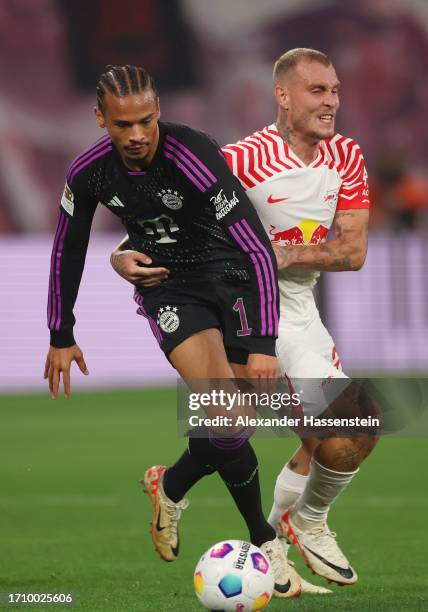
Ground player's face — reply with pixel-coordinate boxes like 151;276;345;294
95;89;160;168
279;61;340;141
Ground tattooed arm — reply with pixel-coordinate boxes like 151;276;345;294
274;209;369;272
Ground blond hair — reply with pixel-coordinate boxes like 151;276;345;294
273;48;332;82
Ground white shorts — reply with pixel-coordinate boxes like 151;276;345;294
276;313;350;417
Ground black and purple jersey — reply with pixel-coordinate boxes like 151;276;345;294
48;122;279;351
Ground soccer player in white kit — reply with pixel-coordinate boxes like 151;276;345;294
110;48;378;591
222;48;377;587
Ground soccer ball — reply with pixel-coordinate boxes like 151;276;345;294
194;540;274;611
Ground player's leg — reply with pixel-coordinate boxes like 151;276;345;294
141;323;289;592
268;437;319;530
282;390;379;584
220;361;301;598
275;320;379;584
268;318;329;532
166;332;299;597
169;338;275;548
143;328;235;562
268;434;334;594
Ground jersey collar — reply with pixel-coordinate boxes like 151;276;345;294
268;123;324;168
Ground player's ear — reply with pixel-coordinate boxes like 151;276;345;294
94;106;106;128
156;96;161;120
274;83;289;111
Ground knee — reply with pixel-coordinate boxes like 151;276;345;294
315;435;376;472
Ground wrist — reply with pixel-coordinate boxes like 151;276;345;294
50;329;76;348
247;337;276;356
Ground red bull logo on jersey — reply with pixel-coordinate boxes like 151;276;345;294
269;219;329;245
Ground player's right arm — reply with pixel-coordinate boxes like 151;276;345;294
45;173;97;398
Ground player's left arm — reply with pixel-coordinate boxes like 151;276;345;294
274;208;369;272
110;235;170;287
275;142;370;272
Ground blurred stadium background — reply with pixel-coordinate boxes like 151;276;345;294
1;0;428;392
1;2;428;610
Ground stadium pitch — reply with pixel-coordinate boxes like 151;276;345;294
1;389;427;611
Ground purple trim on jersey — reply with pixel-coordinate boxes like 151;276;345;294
165;135;217;183
241;219;279;335
164;141;214;189
233;221;275;336
209;429;247;450
134;290;163;344
243;245;272;336
127;171;146;176
48;211;66;329
48;212;69;331
48;211;66;328
164;151;207;192
67;136;111;180
53;215;69;331
68;145;113;184
228;224;267;336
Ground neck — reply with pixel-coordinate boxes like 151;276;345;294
275;116;320;166
122;157;150;172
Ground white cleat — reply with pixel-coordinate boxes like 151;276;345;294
260;537;301;598
278;509;357;585
288;560;333;594
279;539;332;594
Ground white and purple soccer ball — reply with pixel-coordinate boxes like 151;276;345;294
194;540;274;611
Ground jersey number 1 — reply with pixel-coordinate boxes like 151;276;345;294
233;298;252;336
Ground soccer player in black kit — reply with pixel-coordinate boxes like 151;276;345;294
44;65;300;598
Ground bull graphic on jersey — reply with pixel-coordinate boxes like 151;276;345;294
269;219;328;245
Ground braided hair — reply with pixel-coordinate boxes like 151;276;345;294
96;65;158;111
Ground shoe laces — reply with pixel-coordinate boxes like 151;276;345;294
164;498;189;536
307;524;339;555
263;541;287;580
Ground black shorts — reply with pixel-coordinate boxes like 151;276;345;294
134;277;258;365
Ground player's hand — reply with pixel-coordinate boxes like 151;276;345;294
272;244;296;270
246;354;278;379
110;249;170;287
44;345;89;399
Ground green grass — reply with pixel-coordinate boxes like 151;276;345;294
0;389;427;611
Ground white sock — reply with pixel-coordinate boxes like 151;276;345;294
295;458;358;524
268;465;308;529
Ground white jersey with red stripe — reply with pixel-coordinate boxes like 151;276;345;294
222;124;369;325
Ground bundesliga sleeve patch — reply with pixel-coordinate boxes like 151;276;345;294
61;182;74;216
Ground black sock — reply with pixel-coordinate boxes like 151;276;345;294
210;440;275;547
163;447;215;503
